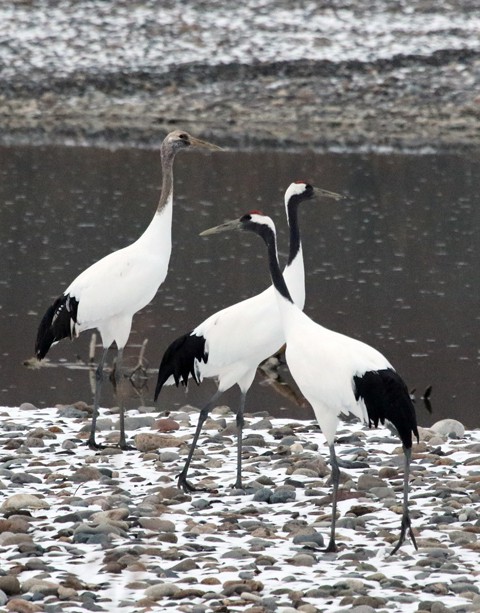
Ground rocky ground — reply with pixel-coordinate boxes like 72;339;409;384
1;3;480;612
0;403;479;613
0;1;479;151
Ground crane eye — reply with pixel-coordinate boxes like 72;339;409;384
179;133;188;140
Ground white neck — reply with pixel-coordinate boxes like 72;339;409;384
136;192;173;255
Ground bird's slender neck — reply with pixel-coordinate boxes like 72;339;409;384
286;201;301;266
260;226;294;304
157;146;176;214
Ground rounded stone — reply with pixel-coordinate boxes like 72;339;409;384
357;473;387;490
287;553;316;566
0;575;21;596
430;419;465;438
270;485;296;503
19;403;37;411
138;518;176;532
134;433;182;451
253;488;273;502
0;493;49;511
155;417;180;432
5;598;43;612
144;582;181;599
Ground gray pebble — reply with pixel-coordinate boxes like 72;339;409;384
449;581;479;594
221;547;251;559
158;450;179;462
10;472;42;484
287;552;316;566
115;415;156;430
191;498;211;510
57;405;90;418
62;439;77;450
357;473;387;490
79;418;114;432
19;402;38;411
369;485;396;499
243;434;268;447
270;485;296;504
292;531;325;548
253;487;273;502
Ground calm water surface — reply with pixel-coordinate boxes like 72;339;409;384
0;145;478;428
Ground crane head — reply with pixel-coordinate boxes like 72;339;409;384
164;130;223;153
285;181;343;204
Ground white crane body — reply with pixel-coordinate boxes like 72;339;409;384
65;204;173;348
35;131;220;449
155;182;342;491
161;254;304;393
201;211;419;554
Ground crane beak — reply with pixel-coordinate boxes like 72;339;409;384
315;187;344;201
200;219;242;236
189;136;223;151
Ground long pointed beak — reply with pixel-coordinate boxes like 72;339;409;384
189;136;223;151
200;218;242;236
315;187;344;201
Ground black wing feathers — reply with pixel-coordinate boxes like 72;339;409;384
35;294;78;359
354;368;419;448
154;333;208;401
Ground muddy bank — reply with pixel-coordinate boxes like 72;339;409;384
1;0;479;154
1;50;479;151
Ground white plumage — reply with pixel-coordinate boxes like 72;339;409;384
202;211;419;555
155;182;342;490
35;130;220;449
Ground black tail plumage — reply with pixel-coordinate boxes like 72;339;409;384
154;332;208;401
354;368;419;448
35;294;78;359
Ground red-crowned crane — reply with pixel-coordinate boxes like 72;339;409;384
201;211;419;555
154;182;342;491
35;130;221;450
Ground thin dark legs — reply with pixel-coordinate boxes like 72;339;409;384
87;347;109;449
324;442;416;554
87;346;132;450
177;388;247;492
233;391;246;490
114;348;133;450
325;443;340;553
177;389;223;492
390;446;418;555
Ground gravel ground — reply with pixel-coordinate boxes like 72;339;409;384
1;404;480;612
0;1;479;151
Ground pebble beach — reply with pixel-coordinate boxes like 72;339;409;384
1;1;479;612
1;403;479;613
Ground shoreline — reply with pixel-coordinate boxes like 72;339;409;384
2;53;480;153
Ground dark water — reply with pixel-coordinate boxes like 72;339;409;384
0;145;478;428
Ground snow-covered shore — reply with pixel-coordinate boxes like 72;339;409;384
0;403;479;612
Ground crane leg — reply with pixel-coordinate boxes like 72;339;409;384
115;348;134;450
233;391;246;490
87;347;109;449
325;443;340;553
390;446;417;554
178;389;223;492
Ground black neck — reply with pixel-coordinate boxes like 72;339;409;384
257;225;294;304
286;199;301;266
